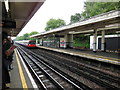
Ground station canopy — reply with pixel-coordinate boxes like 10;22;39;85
1;1;45;36
31;9;120;38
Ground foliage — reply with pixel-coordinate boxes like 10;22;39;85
82;1;120;19
69;2;120;24
72;2;120;49
29;31;39;36
70;13;82;24
23;33;29;40
73;35;90;48
15;31;39;41
15;36;24;41
45;18;66;31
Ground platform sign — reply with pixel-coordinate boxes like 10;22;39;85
1;20;16;28
39;39;43;46
60;38;66;48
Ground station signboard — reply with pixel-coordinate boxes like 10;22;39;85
60;38;66;48
1;20;16;28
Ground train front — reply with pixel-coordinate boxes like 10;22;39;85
27;40;36;48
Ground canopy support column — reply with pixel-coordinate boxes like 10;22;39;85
93;29;97;52
101;30;105;51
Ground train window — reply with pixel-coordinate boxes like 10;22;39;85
29;41;36;44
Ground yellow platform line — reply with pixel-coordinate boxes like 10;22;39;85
15;49;28;90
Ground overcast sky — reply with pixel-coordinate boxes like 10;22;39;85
18;0;86;36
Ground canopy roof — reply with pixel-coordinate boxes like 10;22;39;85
2;1;45;36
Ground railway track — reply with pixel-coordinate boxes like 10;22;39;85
17;45;91;90
29;48;120;89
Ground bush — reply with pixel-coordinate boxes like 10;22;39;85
73;35;90;48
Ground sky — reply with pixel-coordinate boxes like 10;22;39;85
18;0;86;36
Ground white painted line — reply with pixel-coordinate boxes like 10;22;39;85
16;49;39;90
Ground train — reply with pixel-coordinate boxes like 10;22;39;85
16;40;36;48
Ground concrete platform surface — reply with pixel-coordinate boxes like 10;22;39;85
8;49;37;89
37;46;120;65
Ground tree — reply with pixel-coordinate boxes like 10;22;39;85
23;33;29;40
82;1;120;19
15;36;24;41
45;18;66;31
15;31;39;41
70;13;82;24
29;31;39;36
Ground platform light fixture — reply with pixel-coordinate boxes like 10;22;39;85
4;0;9;12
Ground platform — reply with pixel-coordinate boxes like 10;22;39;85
7;49;38;89
37;46;120;65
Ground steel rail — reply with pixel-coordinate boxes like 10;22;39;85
30;48;120;89
17;46;87;90
18;47;65;90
